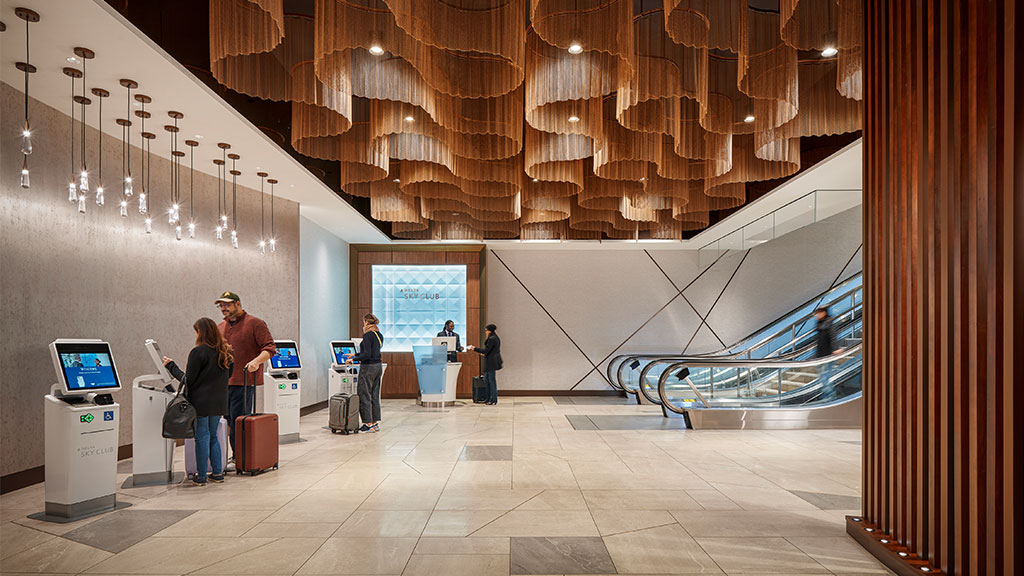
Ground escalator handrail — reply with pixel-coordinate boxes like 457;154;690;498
634;314;862;403
657;344;863;415
605;274;862;386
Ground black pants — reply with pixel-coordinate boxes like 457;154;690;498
358;363;383;423
484;370;498;404
227;385;255;455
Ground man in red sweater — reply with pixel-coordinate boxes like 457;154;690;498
215;291;276;460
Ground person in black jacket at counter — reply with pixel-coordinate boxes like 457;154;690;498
162;317;233;486
346;313;384;433
468;324;502;405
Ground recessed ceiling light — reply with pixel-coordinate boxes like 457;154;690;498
404;115;414;122
66;56;79;63
568;43;583;54
393;178;400;183
532;178;539;182
639;176;646;182
568;115;580;123
369;45;385;56
743;114;755;123
194;134;204;139
821;46;838;57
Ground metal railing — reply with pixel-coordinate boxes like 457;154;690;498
697;189;862;268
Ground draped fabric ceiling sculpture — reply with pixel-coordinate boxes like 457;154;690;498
210;0;862;240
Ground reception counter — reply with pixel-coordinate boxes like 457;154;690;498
379;351;480;399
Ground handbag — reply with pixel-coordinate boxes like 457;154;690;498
162;378;197;439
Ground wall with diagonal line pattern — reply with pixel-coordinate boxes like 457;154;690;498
484;205;862;391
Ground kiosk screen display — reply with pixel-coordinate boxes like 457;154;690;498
55;343;120;392
332;343;357;365
271;342;301;369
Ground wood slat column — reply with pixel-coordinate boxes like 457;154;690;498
855;1;1022;575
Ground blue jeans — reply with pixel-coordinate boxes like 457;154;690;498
484;370;498;404
194;415;223;481
228;385;256;456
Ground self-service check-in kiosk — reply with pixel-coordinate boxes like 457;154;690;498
264;340;301;443
34;339;130;522
328;340;359;398
125;339;184;487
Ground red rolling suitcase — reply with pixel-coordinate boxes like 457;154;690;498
234;371;279;475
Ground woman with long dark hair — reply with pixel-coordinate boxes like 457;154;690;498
163;317;233;486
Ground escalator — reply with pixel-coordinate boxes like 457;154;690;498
608;273;863;403
603;273;864;429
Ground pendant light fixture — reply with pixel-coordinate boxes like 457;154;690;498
134;94;152;214
228;153;240;249
74;47;95;202
185;139;199;238
213;158;225;239
257;172;268;254
119;79;137;198
167;111;183;228
267;178;278;252
91;87;109;206
115;116;132;217
14;8;39;189
217;143;231;238
63;66;81;204
141;131;155;233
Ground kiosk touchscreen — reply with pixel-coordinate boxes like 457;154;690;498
328;340;359;399
126;339;183;488
264;340;301;443
38;340;127;521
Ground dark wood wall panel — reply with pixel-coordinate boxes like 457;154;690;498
350;245;486;399
856;2;1022;575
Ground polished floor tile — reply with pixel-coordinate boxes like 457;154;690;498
509;537;616;574
789;490;864;511
296;537;417;574
62;509;197;553
602;524;722;574
1;536;112;573
1;398;878;575
696;537;828;574
461;446;514;461
403;553;510;576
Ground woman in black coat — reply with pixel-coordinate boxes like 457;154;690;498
469;324;502;405
162;317;232;486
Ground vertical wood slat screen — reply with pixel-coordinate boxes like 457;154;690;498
860;1;1021;575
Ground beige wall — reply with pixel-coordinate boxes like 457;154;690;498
0;83;300;477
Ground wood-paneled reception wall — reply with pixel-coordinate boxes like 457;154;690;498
350;245;485;398
854;2;1022;576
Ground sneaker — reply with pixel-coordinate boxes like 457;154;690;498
358;424;372;432
208;474;225;483
190;477;208;487
368;423;380;433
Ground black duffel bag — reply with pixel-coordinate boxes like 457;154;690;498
162;380;196;439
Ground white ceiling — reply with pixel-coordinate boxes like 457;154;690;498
0;0;389;243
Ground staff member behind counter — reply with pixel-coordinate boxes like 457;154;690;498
215;291;275;460
436;320;463;362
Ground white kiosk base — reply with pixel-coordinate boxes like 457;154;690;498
124;379;183;487
264;373;301;443
419;362;460;408
33;392;129;522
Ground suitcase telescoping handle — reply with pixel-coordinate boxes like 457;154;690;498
243;368;254;416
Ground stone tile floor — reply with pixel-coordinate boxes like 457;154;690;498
0;397;890;575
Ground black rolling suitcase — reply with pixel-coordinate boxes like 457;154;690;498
329;393;360;434
472;376;487;404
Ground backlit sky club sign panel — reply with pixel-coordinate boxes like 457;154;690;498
371;265;467;351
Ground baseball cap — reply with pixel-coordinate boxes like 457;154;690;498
215;291;241;304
